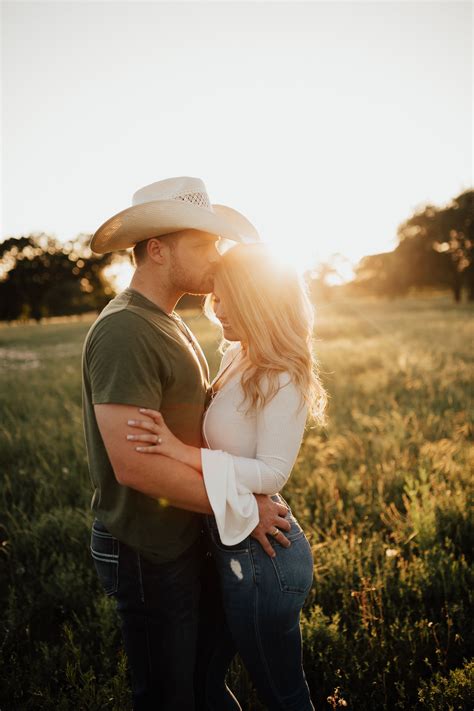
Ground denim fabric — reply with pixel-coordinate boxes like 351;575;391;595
202;494;315;711
194;550;243;711
90;518;204;711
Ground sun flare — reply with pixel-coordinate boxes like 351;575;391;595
103;259;134;293
101;239;356;296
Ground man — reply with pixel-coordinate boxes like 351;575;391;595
82;177;292;710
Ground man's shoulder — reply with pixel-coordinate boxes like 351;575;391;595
84;303;165;364
86;307;150;342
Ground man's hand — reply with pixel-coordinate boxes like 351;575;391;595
250;494;291;558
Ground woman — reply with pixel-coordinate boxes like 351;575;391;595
126;244;328;710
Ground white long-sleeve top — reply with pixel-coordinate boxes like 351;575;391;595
201;342;308;545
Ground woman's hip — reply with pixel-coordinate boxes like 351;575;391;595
204;499;314;598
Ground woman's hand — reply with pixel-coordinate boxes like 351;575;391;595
127;408;185;459
126;408;202;472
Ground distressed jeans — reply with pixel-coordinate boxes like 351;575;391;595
90;518;205;711
198;494;315;711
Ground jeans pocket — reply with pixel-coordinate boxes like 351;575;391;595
285;515;305;541
270;533;314;595
90;520;119;596
271;494;304;540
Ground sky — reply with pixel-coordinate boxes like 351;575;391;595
2;1;472;283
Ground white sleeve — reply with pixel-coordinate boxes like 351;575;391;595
201;373;307;545
200;449;260;545
233;374;307;495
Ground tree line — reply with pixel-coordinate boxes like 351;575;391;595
348;189;473;302
0;234;126;321
0;189;472;321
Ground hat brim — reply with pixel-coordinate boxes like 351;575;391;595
90;199;259;254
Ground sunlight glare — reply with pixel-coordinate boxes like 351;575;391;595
103;259;134;293
255;238;320;276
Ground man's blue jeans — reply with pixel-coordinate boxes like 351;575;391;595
90;518;205;710
198;494;315;711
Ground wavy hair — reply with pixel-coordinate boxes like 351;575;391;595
204;244;328;427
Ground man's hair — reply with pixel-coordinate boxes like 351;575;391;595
132;232;181;267
132;238;150;266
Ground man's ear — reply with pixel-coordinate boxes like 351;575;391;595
147;237;169;265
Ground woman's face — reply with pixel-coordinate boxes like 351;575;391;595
212;289;241;341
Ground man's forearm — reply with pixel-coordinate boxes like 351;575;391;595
116;453;213;514
94;403;213;514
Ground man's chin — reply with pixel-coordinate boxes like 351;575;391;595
186;279;214;296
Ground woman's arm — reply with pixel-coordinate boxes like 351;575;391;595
125;342;242;470
125;374;306;545
126;373;307;495
198;374;307;544
126;409;203;471
202;373;308;495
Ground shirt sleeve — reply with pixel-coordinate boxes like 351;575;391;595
200;449;260;545
201;372;307;544
86;311;165;409
235;374;307;494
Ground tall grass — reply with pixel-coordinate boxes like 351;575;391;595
1;296;473;709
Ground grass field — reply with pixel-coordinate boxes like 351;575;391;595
0;295;473;710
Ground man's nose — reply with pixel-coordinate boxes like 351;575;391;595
208;242;221;264
208;247;221;265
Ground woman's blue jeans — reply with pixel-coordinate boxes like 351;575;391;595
200;494;315;711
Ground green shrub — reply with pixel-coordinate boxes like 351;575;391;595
417;659;474;710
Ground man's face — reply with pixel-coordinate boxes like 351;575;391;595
167;230;221;295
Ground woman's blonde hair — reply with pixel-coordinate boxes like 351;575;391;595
204;244;328;427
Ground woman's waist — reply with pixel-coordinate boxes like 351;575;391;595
205;492;303;538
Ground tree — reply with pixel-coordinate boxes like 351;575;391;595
305;253;356;303
306;261;338;303
351;251;404;298
396;190;473;302
351;189;473;302
0;233;127;321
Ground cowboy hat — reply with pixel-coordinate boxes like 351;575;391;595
90;176;259;254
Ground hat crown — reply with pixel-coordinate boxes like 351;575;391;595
132;176;212;212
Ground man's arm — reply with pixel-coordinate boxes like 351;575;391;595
95;402;292;556
95;403;213;514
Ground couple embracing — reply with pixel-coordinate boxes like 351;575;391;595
82;176;328;710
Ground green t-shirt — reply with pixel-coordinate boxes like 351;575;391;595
82;287;210;563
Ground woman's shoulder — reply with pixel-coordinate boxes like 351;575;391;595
260;369;293;391
255;370;301;410
276;370;293;388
